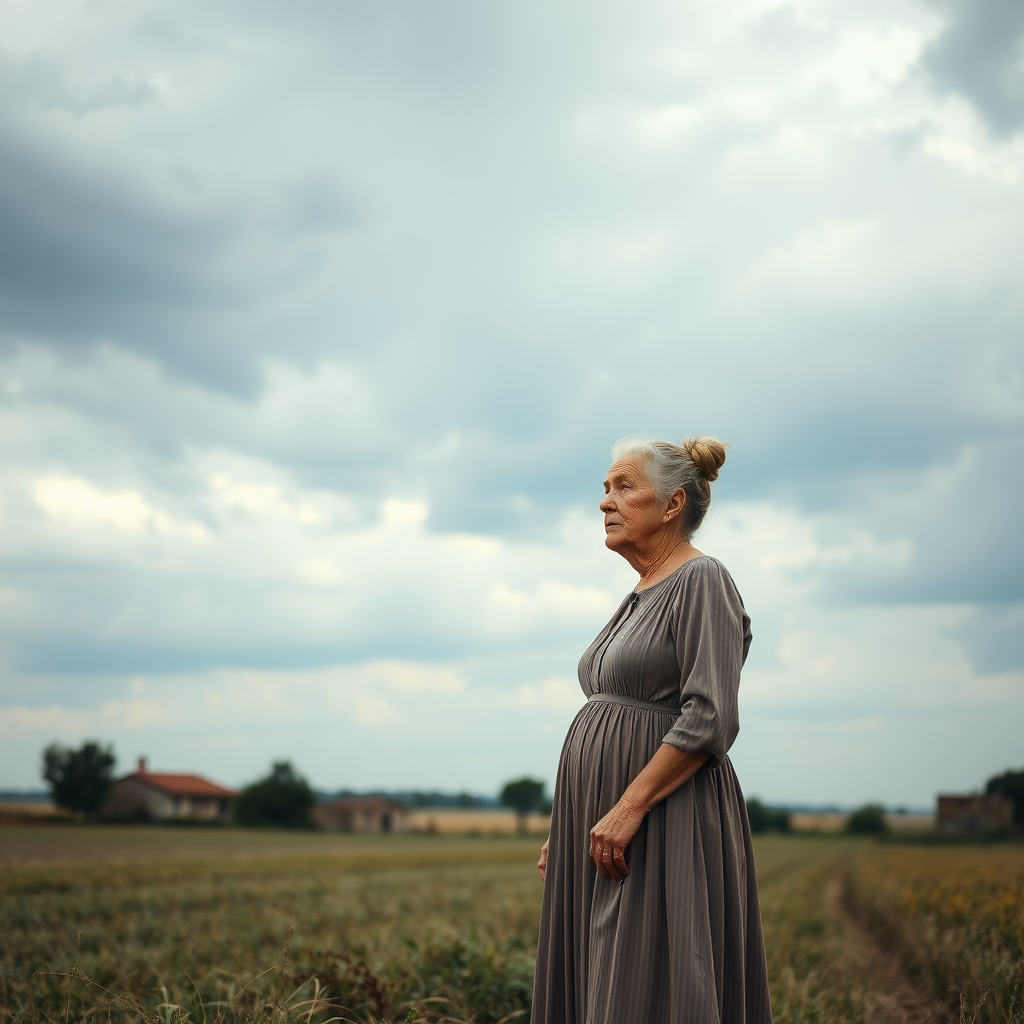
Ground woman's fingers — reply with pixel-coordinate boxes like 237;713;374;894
612;845;629;877
607;841;628;880
590;834;628;880
599;845;626;880
589;804;643;880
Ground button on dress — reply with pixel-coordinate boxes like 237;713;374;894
532;556;772;1024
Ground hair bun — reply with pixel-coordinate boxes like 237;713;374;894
683;435;727;482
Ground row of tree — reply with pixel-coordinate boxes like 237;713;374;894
38;741;551;829
40;742;319;826
38;740;1024;832
746;799;894;835
745;768;1024;837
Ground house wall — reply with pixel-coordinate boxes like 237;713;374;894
351;808;411;833
170;795;232;820
408;810;551;834
103;780;234;822
314;803;413;833
937;794;1014;834
103;778;176;820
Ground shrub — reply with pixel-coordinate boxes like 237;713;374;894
746;798;792;834
846;803;888;835
234;760;315;829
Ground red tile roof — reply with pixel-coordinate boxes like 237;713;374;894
131;772;237;797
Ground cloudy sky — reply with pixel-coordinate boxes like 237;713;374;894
1;0;1021;807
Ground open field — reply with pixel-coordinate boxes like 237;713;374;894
0;810;554;839
0;825;548;868
1;827;1021;1023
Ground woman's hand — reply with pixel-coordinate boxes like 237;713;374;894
589;800;647;881
588;744;709;882
538;838;550;881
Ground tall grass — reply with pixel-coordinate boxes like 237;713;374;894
758;843;868;1023
10;830;1020;1023
848;846;1024;1023
1;844;543;1023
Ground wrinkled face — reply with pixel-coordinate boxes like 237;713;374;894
600;455;675;553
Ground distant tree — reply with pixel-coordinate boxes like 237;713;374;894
456;791;478;808
234;761;315;829
500;777;545;833
746;798;792;834
986;768;1024;825
846;803;888;835
41;741;117;817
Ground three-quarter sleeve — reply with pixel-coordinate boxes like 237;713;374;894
661;559;750;763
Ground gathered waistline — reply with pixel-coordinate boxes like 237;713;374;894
587;692;678;715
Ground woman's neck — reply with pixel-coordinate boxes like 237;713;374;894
631;534;701;591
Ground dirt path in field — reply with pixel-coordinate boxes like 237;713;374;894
825;867;956;1024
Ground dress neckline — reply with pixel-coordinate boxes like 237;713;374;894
632;553;712;597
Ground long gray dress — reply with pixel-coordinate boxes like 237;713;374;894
532;556;772;1024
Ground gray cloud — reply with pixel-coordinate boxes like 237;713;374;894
921;0;1024;136
0;0;1022;796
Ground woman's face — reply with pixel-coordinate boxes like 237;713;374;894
601;455;678;554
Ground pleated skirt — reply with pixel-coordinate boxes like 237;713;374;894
532;700;773;1024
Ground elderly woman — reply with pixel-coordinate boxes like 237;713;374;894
532;437;772;1024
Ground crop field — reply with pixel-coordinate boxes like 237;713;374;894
1;827;1022;1024
850;847;1024;1023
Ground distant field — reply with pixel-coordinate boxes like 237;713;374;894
0;823;543;867
1;827;1021;1023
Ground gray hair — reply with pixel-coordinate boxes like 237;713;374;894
610;435;728;535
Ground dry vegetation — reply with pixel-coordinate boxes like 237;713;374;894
849;846;1024;1023
0;828;1021;1023
0;833;543;1024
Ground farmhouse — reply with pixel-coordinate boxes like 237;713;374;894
936;792;1014;835
102;758;237;822
314;795;412;833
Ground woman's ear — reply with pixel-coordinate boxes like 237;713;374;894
664;489;686;522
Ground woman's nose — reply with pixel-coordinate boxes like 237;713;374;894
600;495;615;512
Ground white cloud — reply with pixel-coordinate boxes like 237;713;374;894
381;499;429;528
0;704;94;734
807;28;922;104
99;697;167;728
733;220;881;302
922;132;1024;184
351;692;400;729
506;675;587;711
32;475;208;540
35;476;158;531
